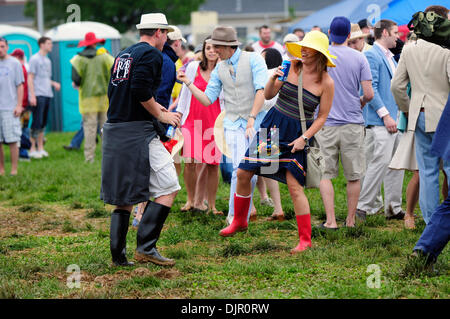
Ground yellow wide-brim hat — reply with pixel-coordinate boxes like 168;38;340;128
286;30;337;67
213;110;232;159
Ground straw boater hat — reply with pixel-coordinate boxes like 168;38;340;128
206;26;241;46
349;23;369;41
285;30;337;67
136;13;174;32
213;111;232;158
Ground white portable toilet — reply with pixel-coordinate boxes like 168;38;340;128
45;22;121;132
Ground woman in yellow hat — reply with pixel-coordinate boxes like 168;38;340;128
219;31;335;253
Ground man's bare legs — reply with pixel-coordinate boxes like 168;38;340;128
0;142;19;176
320;178;360;228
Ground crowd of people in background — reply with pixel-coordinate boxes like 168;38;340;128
0;5;449;271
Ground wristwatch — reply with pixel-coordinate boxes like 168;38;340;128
301;135;309;143
249;115;257;120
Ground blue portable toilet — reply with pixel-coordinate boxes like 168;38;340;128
0;24;41;64
44;21;121;132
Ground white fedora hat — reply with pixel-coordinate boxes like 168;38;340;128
168;25;187;43
136;13;174;32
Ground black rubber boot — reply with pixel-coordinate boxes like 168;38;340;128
110;209;134;266
135;201;175;266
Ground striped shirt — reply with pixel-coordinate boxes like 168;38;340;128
274;81;320;120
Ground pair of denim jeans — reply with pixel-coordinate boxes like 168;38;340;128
414;189;450;260
414;112;450;224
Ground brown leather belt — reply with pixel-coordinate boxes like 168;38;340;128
420;107;425;112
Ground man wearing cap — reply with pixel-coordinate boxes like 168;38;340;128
252;25;284;56
348;23;372;52
0;37;24;176
70;32;114;163
356;19;405;221
177;25;268;226
156;25;186;109
101;13;181;267
315;17;374;229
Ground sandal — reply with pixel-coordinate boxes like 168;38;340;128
210;209;224;216
266;214;285;221
404;214;415;229
181;202;193;212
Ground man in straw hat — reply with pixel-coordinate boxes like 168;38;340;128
177;25;268;228
315;17;374;229
101;13;181;267
70;31;114;163
348;23;372;52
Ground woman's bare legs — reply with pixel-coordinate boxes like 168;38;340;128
265;177;284;217
194;163;208;210
405;170;420;229
205;164;222;214
182;161;197;211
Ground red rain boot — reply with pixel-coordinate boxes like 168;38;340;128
219;194;250;237
291;214;312;253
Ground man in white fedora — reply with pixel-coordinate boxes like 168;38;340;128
177;25;268;233
101;13;182;267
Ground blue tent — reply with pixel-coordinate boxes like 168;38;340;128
289;0;391;32
381;0;450;25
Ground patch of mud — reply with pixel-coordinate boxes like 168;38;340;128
0;205;108;238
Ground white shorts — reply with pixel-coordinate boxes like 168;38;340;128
148;137;181;198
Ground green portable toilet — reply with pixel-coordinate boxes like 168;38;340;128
45;21;121;132
0;24;40;63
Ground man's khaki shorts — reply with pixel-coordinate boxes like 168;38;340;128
148;137;181;198
315;124;366;181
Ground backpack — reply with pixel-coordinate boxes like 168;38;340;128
408;11;450;48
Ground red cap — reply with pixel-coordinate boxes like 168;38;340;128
11;48;25;59
77;32;105;48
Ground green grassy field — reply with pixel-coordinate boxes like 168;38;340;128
0;132;448;299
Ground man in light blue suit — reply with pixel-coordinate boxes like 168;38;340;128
357;19;405;221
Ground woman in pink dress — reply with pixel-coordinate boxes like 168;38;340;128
177;37;223;215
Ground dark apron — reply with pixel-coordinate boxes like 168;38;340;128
100;121;157;206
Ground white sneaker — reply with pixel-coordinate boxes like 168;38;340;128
29;151;43;159
39;150;49;157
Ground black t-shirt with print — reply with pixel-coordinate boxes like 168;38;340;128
107;42;162;123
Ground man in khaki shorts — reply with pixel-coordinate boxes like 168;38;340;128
315;17;374;228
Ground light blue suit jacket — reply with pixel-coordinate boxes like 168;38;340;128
363;44;399;126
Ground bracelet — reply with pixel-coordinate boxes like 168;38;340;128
186;81;192;87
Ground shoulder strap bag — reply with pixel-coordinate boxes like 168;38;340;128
297;70;325;189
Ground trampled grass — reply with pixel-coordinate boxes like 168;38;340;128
0;132;448;299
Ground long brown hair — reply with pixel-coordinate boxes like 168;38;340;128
199;36;218;71
292;50;328;83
